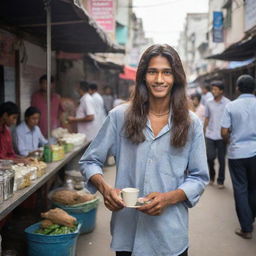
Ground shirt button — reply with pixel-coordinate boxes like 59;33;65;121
148;159;152;163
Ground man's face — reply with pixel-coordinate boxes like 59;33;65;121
40;80;54;92
145;55;174;100
4;113;18;126
192;97;199;108
211;86;223;99
26;113;40;128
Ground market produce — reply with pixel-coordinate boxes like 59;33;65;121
35;223;78;235
41;208;77;227
51;189;95;205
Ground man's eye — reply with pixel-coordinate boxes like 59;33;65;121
147;70;156;74
164;71;172;75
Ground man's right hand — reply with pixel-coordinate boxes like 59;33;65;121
102;187;124;211
90;174;125;212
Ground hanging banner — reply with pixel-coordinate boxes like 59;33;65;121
86;0;115;39
212;11;224;43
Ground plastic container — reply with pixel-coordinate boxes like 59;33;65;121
25;222;81;256
53;198;99;234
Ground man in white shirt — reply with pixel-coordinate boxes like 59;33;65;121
88;83;106;133
68;81;96;142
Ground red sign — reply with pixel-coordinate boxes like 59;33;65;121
87;0;115;32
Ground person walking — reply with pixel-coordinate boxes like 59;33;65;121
221;74;256;239
68;81;96;142
88;83;106;133
204;81;230;188
80;44;209;256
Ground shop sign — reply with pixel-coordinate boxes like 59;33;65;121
86;0;115;37
244;0;256;32
212;11;224;43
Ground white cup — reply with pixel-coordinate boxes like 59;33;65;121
121;188;139;207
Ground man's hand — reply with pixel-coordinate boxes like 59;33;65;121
138;190;187;216
90;174;124;212
67;116;77;123
102;187;125;211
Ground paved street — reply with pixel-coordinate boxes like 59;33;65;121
77;165;256;256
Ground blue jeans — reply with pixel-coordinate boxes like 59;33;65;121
229;156;256;232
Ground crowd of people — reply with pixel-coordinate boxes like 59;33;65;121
189;75;256;240
0;74;120;163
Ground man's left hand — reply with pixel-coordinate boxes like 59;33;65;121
138;190;186;216
137;192;169;216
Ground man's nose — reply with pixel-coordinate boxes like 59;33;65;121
156;72;164;83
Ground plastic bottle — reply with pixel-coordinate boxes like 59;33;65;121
43;144;52;163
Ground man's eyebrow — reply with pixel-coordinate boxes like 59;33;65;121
147;68;172;70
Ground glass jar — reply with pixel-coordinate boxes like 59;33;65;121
0;160;14;200
0;171;4;204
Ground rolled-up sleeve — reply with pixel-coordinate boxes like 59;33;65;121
178;118;209;207
79;112;117;193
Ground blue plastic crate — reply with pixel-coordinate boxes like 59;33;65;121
25;222;81;256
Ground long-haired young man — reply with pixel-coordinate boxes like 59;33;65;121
80;44;209;256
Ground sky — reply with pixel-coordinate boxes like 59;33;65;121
133;0;209;47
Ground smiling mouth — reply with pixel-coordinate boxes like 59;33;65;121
152;85;168;88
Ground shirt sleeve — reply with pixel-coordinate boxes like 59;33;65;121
84;97;96;116
178;118;210;208
14;128;29;157
221;105;231;128
79;112;117;193
204;102;210;118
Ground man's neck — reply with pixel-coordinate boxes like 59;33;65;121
214;95;223;102
149;98;170;114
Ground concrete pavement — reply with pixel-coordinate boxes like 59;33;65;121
77;165;256;256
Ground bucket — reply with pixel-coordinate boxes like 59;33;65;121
25;222;81;256
53;198;99;234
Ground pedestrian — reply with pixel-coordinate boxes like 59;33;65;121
221;74;256;239
88;83;106;132
201;84;213;106
31;74;63;137
68;81;96;142
102;86;114;114
14;106;47;157
190;93;205;124
204;81;230;188
80;44;209;256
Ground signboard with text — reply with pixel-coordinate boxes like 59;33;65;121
212;11;224;43
87;0;115;35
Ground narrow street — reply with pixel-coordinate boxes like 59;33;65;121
77;165;256;256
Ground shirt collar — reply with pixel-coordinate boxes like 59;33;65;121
22;121;34;133
238;93;255;99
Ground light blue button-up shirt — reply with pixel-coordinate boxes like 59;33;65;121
14;121;48;156
205;96;230;140
221;94;256;159
80;103;209;256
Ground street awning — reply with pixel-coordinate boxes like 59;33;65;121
119;66;137;80
0;0;124;53
206;36;256;61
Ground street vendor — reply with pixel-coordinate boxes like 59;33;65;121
0;102;29;163
14;106;48;157
80;44;209;256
